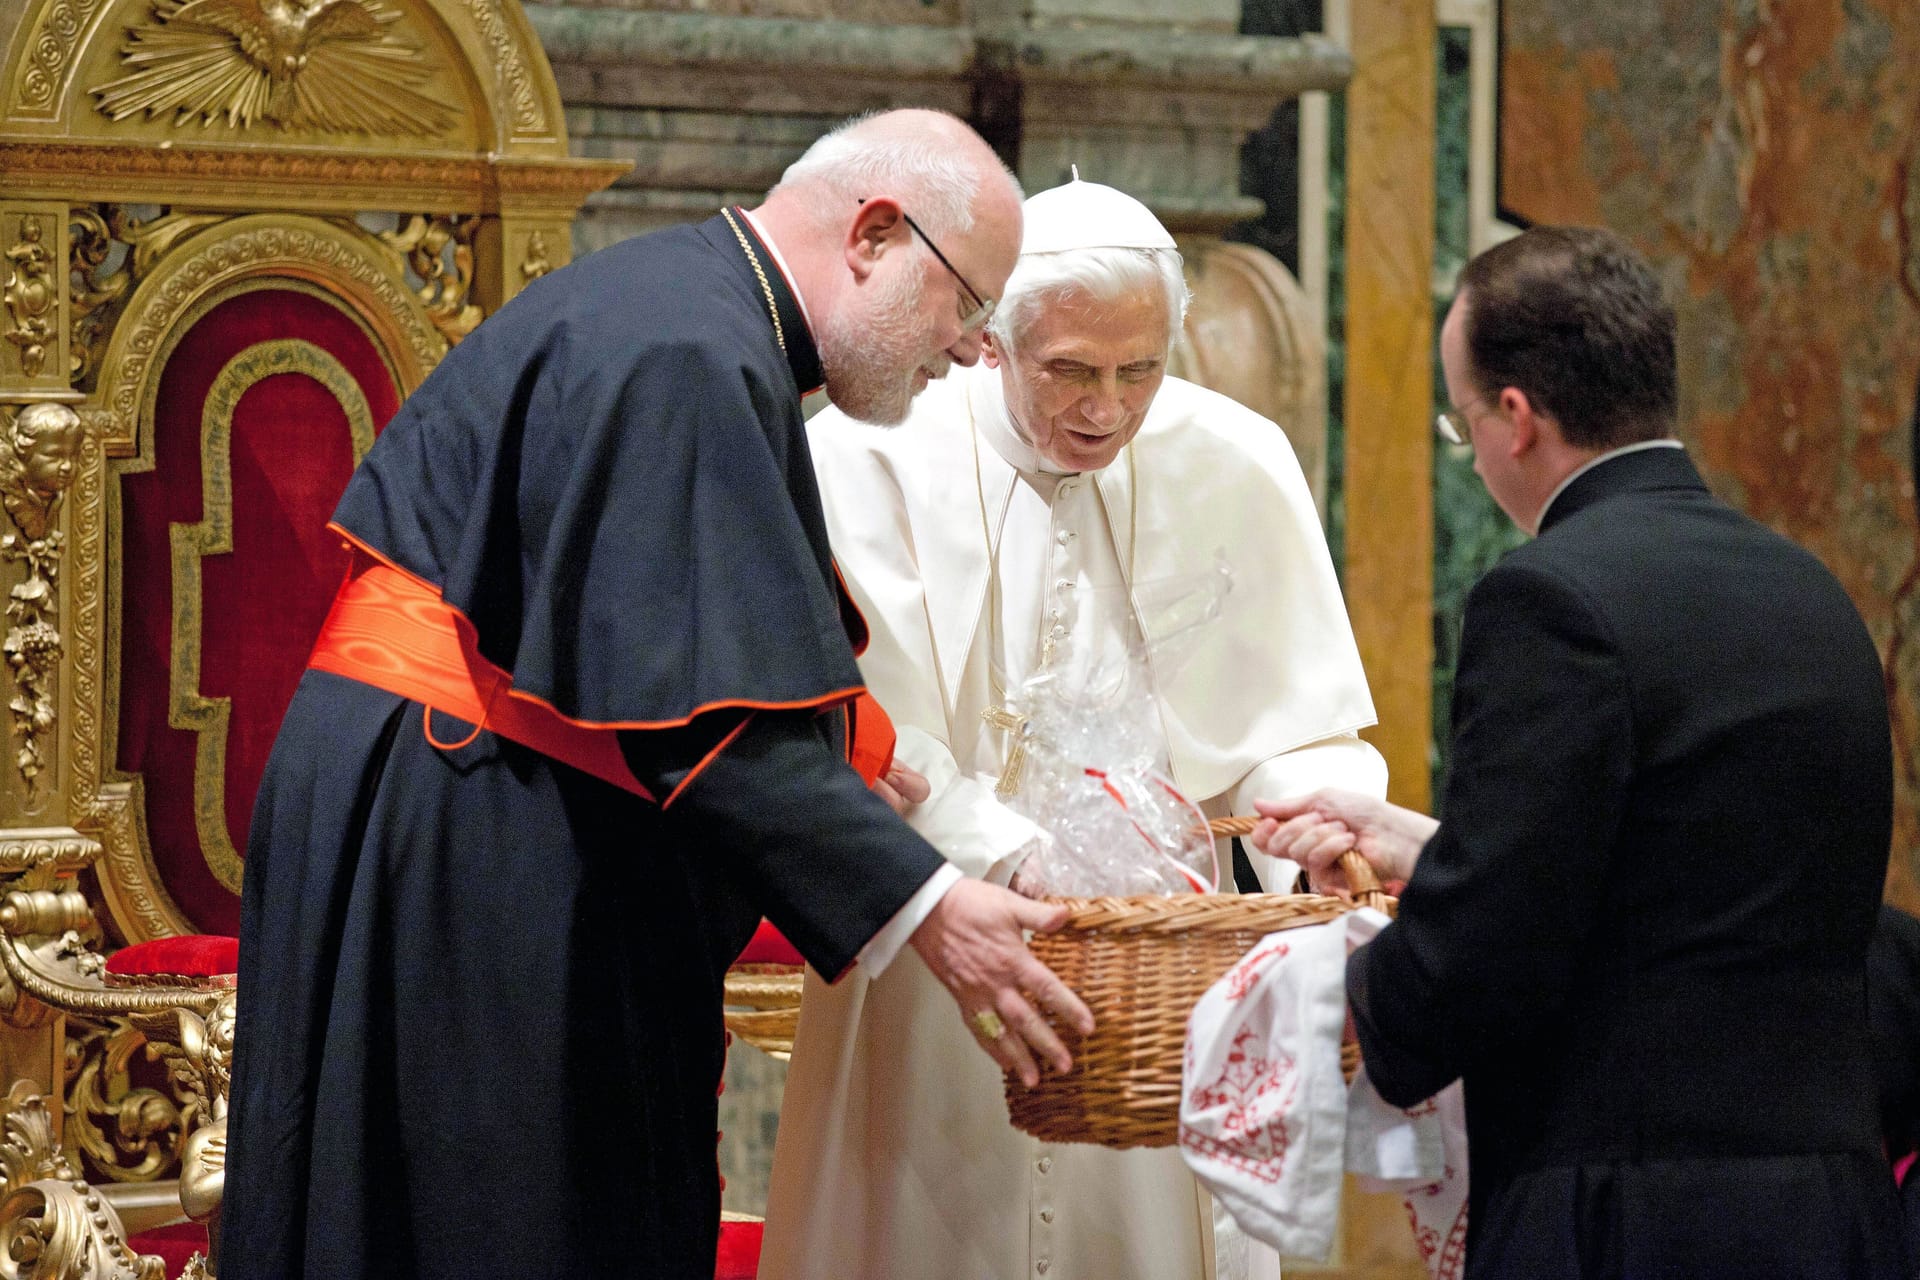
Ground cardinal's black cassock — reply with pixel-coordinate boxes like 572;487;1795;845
223;212;946;1279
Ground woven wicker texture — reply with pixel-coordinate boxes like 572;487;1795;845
724;963;802;1060
1005;843;1392;1149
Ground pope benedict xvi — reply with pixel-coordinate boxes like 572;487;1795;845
760;179;1386;1280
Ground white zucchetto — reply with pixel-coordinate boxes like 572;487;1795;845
1019;172;1178;257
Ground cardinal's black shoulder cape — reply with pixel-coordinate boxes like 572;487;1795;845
224;214;944;1280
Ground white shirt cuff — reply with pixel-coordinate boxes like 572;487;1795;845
855;862;963;976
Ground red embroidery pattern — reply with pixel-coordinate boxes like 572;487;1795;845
1402;1170;1468;1280
1404;1200;1438;1268
1181;1025;1299;1184
1225;939;1292;1002
1434;1201;1469;1280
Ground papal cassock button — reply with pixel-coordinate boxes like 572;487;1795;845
1036;1155;1052;1175
1039;1207;1055;1223
1036;1259;1051;1275
1055;529;1071;545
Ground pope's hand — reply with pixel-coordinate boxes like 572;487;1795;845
1249;788;1436;893
1008;867;1048;900
909;877;1094;1088
873;762;931;816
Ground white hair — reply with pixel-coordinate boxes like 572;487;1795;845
773;112;990;239
988;246;1190;355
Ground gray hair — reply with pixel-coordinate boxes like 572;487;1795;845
773;112;991;239
988;246;1190;356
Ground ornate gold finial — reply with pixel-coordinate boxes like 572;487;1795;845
520;230;554;283
0;405;83;805
3;221;57;380
90;0;455;136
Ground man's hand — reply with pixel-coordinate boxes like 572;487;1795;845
1248;788;1437;894
873;762;931;816
909;878;1095;1088
1008;867;1049;900
1006;834;1052;900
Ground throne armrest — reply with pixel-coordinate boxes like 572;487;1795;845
0;852;233;1279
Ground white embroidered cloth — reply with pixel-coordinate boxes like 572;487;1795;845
1178;909;1468;1276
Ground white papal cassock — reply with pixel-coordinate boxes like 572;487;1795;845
760;361;1387;1280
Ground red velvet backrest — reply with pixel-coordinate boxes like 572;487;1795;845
114;286;401;936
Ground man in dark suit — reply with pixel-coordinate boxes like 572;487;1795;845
1253;226;1905;1278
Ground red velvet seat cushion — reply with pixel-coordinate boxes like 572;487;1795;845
717;1219;762;1280
734;920;802;968
104;935;238;984
128;1222;209;1277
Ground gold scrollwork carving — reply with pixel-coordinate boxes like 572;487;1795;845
61;416;120;917
90;218;440;453
66;213;132;388
91;0;456;137
12;0;114;118
0;834;99;878
520;229;553;283
381;214;482;344
171;340;373;893
0;1080;164;1280
116;212;227;285
4;220;58;380
0;405;83;809
61;1020;184;1186
463;0;543;136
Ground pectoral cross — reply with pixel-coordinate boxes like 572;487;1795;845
981;632;1055;798
982;703;1028;798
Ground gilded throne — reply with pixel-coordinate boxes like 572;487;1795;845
0;0;622;1271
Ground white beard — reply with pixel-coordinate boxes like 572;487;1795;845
817;260;947;426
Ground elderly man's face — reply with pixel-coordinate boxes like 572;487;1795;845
993;287;1170;472
823;197;1021;426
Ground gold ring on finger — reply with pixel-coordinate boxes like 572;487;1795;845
971;1009;1007;1040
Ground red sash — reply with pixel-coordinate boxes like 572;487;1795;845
307;551;894;802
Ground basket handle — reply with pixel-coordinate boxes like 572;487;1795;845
1205;816;1395;914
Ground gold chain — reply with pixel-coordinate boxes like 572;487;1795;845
720;207;786;356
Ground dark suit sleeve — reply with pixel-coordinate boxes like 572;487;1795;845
619;710;947;979
1868;904;1920;1156
1351;559;1633;1107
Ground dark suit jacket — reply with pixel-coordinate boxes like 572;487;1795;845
1351;445;1903;1278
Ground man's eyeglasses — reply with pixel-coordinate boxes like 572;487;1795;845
863;200;996;334
1435;395;1489;447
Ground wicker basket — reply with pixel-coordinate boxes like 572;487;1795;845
723;964;804;1060
1005;844;1393;1150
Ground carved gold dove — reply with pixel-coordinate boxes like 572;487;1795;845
91;0;455;135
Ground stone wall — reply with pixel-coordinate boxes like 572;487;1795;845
524;0;1349;250
1500;0;1920;907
